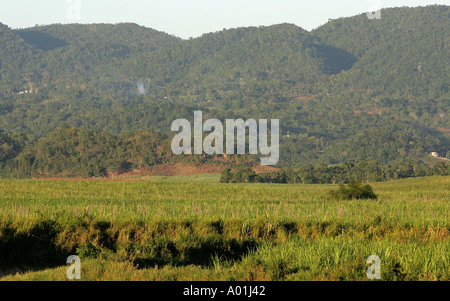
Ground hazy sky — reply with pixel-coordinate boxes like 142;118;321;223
1;0;448;38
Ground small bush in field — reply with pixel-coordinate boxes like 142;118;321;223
76;243;102;259
330;180;377;200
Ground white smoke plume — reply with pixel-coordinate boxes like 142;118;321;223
136;81;147;95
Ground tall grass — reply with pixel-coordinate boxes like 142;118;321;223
0;176;448;280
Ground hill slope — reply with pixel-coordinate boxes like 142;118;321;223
0;5;448;172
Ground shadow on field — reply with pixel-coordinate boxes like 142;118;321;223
132;237;259;269
0;220;69;276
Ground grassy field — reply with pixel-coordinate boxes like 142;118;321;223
0;176;448;281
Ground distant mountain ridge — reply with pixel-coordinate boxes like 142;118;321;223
0;5;448;171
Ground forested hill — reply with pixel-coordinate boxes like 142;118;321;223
312;6;449;99
0;5;449;175
1;6;448;100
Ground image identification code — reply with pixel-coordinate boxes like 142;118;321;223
183;285;266;298
226;285;266;297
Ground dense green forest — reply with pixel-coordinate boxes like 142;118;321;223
0;5;448;177
0;126;448;179
0;127;259;178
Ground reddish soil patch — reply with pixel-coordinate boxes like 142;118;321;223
143;162;225;176
294;96;315;101
32;177;142;182
252;165;281;174
426;126;450;134
31;162;282;181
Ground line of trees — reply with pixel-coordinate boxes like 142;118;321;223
220;161;450;184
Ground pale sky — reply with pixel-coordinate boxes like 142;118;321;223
0;0;448;38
